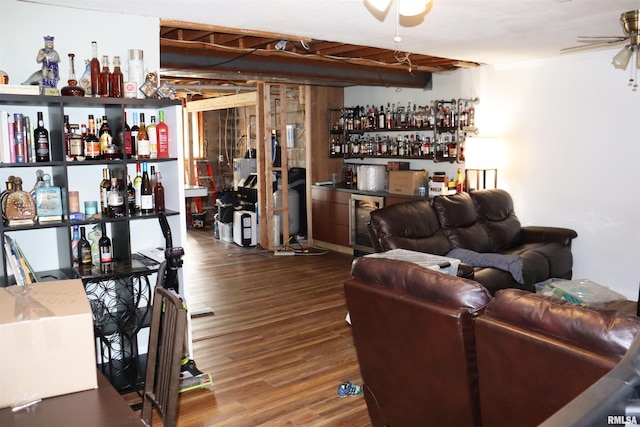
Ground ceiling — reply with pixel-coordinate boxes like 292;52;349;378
29;0;640;94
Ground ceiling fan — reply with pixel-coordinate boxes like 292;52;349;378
563;10;640;89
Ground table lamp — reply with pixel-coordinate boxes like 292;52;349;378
464;137;499;190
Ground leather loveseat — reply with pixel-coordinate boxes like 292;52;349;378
345;257;640;427
368;189;578;294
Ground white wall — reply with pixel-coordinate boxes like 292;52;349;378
1;0;159;88
347;51;640;299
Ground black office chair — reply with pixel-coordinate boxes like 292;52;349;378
141;286;186;427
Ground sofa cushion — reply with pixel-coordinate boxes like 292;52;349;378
351;257;492;311
475;288;640;427
433;192;493;252
486;289;640;359
470;189;522;252
369;200;452;255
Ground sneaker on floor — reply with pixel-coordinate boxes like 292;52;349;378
337;381;363;398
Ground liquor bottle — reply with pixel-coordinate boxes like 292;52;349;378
98;115;112;156
34;112;50;162
84;115;101;160
127;174;136;215
99;55;111;97
71;225;80;267
456;168;464;193
137;113;150;158
140;162;153;214
123;112;133;158
378;105;385;129
13;113;25;163
89;41;100;97
100;168;110;214
99;223;113;264
29;169;44;203
64;114;70;157
61;53;85;97
154;171;165;212
79;226;92;266
150;165;157;194
130;112;139;158
35;174;63;222
110;55;124;98
133;162;142;212
157;110;169;158
107;177;125;217
147;115;157;158
345;166;353;187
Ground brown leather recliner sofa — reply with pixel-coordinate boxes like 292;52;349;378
368;189;578;295
345;257;640;427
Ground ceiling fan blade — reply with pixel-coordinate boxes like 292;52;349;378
576;36;628;40
561;38;627;52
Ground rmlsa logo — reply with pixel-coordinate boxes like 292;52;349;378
608;415;639;424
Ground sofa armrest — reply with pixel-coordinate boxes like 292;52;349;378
521;226;578;247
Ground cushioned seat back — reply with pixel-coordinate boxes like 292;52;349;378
432;192;493;252
368;199;452;255
345;257;492;427
470;189;522;251
475;289;640;427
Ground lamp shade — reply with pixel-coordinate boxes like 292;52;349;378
398;0;432;16
613;45;633;70
464;137;500;170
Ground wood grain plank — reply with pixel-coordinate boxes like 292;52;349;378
152;229;371;426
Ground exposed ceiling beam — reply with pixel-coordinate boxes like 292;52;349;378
161;45;433;88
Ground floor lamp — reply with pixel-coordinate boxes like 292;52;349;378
464;137;499;190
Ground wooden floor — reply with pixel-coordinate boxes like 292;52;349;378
166;229;371;426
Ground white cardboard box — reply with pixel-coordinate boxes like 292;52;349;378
0;280;97;409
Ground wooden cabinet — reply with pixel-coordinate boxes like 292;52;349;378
311;187;350;247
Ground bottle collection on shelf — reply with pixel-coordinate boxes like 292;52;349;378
331;99;477;162
0;161;166;227
0;109;170;163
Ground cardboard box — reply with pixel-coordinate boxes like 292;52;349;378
388;170;429;196
386;161;410;171
0;280;97;409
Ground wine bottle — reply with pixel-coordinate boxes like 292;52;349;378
64;114;70;157
34;112;50;162
79;226;92;266
133;162;142;212
99;55;111;98
100;168;110;214
137;113;150;158
127;174;136;215
99;222;112;263
89;41;100;97
71;225;80;267
140;162;153;214
154;171;165;212
148;115;157;158
110;55;124;98
123;112;133;158
84;115;101;160
107;176;125;218
130;112;139;158
157;110;169;158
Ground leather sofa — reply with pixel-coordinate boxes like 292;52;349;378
345;257;640;427
368;189;578;294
